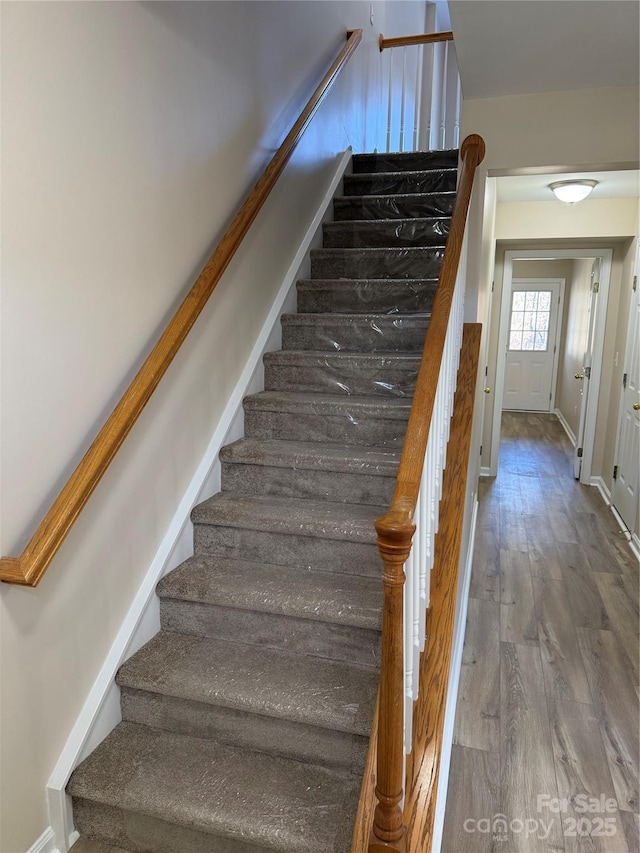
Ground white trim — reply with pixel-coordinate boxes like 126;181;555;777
479;465;492;478
45;148;353;852
631;534;640;562
554;407;576;446
610;503;632;538
589;475;640;560
590;475;612;505
490;248;613;480
431;497;479;853
26;827;60;853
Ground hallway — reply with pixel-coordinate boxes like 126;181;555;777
441;412;639;852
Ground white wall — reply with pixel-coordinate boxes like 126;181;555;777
0;3;429;850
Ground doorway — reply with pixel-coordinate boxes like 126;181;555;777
490;248;613;484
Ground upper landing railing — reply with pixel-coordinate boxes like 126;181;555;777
0;29;363;587
379;29;460;153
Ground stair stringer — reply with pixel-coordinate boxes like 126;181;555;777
44;148;353;853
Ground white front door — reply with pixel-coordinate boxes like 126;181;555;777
612;245;640;533
502;280;562;412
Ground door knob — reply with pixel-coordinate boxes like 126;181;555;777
574;373;584;379
484;387;491;394
634;403;640;411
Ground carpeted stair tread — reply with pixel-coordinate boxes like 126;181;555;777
333;192;455;220
264;348;422;365
191;493;379;543
352;149;459;172
264;351;419;397
117;632;377;736
322;217;450;248
220;437;400;476
242;391;411;446
280;312;429;353
296;278;439;314
68;722;359;853
157;555;382;629
243;390;412;417
310;246;445;279
343;169;457;196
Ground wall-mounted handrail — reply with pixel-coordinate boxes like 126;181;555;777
368;133;485;850
0;29;363;588
379;31;453;51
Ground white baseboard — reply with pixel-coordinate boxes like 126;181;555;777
44;148;352;853
479;466;492;478
554;408;576;446
590;475;612;505
589;476;640;560
26;827;61;853
431;497;479;853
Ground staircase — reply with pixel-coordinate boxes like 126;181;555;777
67;149;458;853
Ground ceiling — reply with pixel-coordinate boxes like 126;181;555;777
446;1;640;203
448;1;640;100
496;169;640;203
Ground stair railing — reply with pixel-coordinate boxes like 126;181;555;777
0;29;362;588
368;133;485;851
379;31;461;152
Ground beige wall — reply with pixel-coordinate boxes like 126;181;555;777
0;3;428;850
462;85;639;173
495;199;639;242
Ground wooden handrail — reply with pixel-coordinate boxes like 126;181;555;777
369;133;485;851
0;29;363;588
379;31;453;52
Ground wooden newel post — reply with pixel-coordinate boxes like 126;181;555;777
369;512;415;852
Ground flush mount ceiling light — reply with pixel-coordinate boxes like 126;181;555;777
549;179;598;204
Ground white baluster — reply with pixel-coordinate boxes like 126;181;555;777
412;503;420;699
418;467;428;651
386;49;394;153
453;69;462;149
440;40;449;149
404;547;414;751
413;44;422;152
399;47;407;152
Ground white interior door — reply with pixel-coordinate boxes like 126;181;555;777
612;245;640;533
573;259;600;478
502;280;562;411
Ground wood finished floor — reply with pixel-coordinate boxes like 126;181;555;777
70;413;639;853
442;411;639;853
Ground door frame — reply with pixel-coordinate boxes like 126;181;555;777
490;248;613;482
502;277;565;413
611;237;640;536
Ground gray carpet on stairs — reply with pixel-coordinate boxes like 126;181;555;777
67;148;458;852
